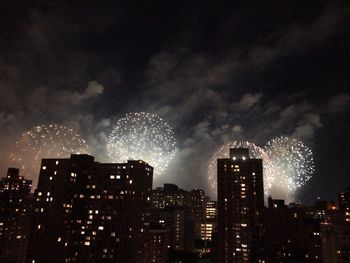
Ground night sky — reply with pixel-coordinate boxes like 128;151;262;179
0;1;349;203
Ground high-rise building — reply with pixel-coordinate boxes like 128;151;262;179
321;212;350;263
200;201;217;241
338;188;350;222
149;224;170;263
27;154;153;263
191;188;207;238
217;148;264;262
0;168;32;263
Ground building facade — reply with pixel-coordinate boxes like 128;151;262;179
151;184;195;252
217;148;264;263
149;227;170;263
0;168;32;263
27;154;153;263
200;200;217;241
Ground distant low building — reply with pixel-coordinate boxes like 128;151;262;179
149;225;170;263
151;184;195;252
263;197;338;262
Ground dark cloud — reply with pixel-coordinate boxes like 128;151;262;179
328;94;350;113
0;1;349;202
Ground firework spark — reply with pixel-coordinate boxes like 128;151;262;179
208;141;274;195
107;112;176;178
264;136;315;192
9;124;90;188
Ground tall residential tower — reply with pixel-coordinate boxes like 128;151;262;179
217;148;264;262
28;154;153;263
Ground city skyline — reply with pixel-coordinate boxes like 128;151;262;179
1;150;350;262
1;1;350;205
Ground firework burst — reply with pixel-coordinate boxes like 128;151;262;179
264;136;315;192
107;112;176;178
9;124;90;188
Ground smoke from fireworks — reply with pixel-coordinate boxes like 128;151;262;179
107;112;176;180
208;137;315;201
9;124;90;189
265;136;315;194
208;141;274;196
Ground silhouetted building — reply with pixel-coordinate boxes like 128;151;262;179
217;148;264;262
321;212;350;263
201;200;217;241
152;184;192;209
27;154;153;263
264;198;324;262
151;184;195;252
338;188;350;222
149;225;170;263
0;168;32;263
191;188;207;238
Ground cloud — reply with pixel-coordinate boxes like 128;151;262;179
73;81;104;103
249;2;349;66
328;94;350;113
293;114;322;139
96;118;111;129
232;125;243;133
238;93;263;110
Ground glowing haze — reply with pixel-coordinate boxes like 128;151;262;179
208;137;315;202
9;124;90;188
208;141;274;196
107;112;176;181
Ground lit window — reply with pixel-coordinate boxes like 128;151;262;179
110;175;115;179
116;175;121;179
98;226;104;230
84;241;90;246
129;180;133;184
57;237;61;242
56;161;59;165
42;166;46;170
